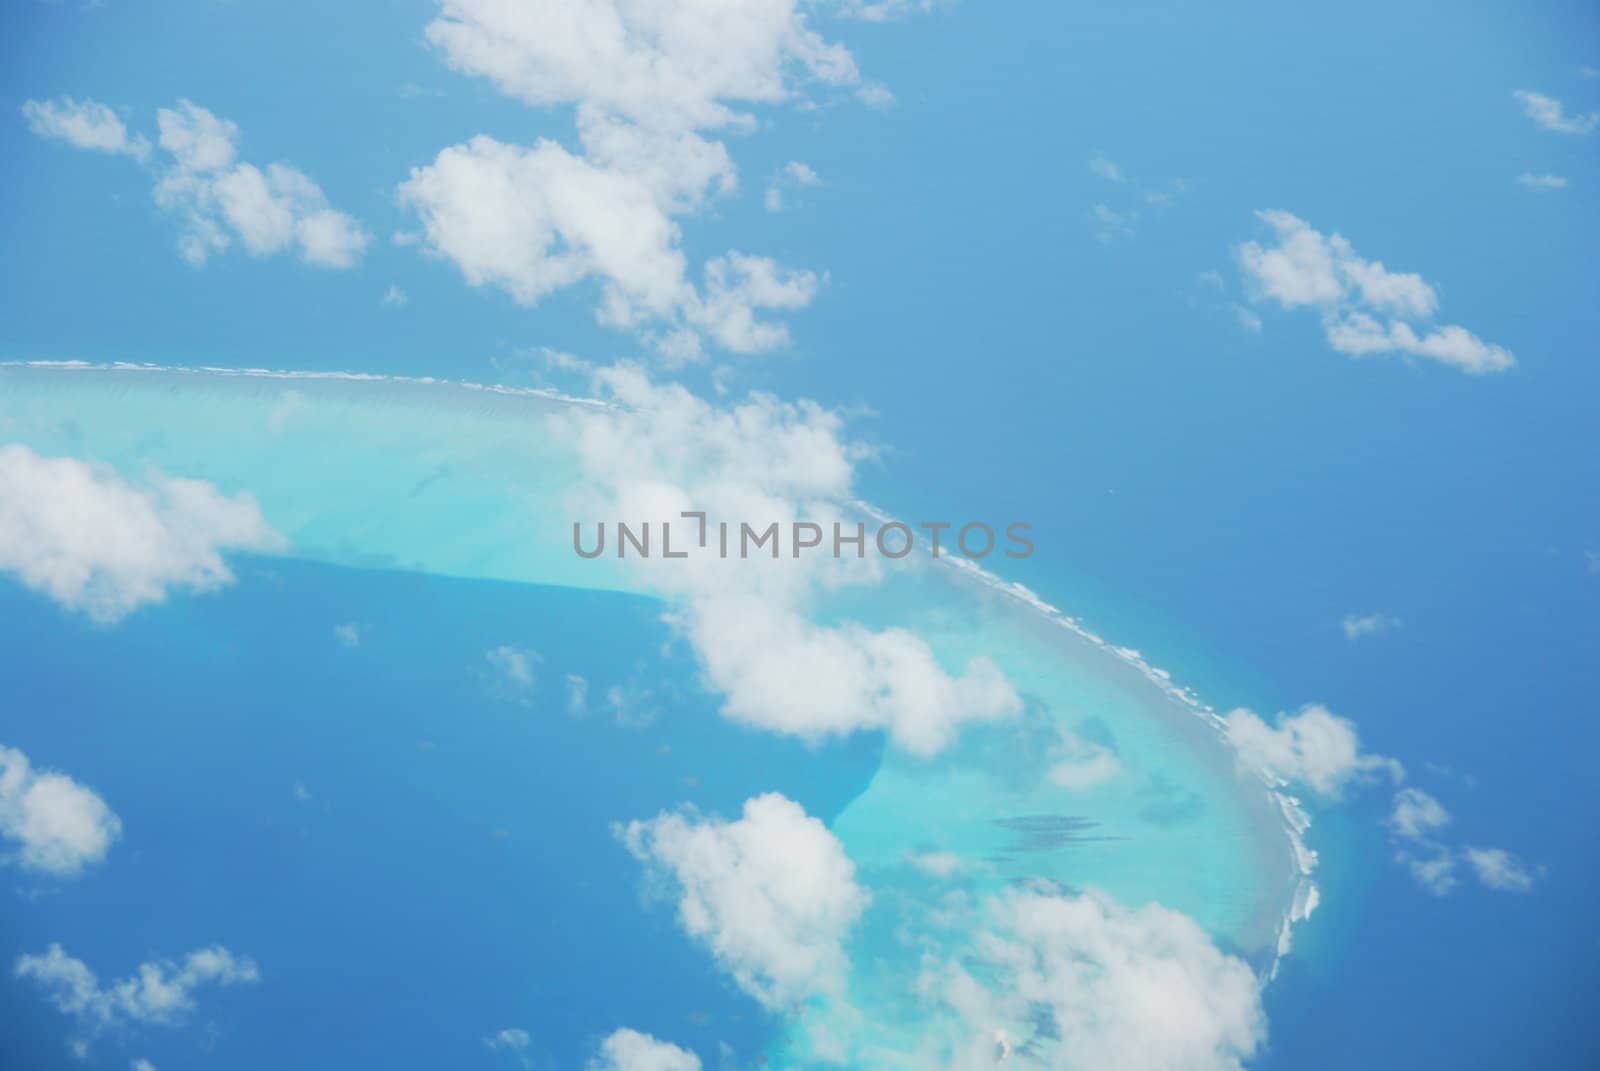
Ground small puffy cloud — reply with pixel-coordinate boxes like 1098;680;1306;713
1342;611;1401;641
0;745;121;877
1387;789;1541;895
565;674;589;716
1513;90;1599;135
484;1027;531;1052
926;887;1265;1071
906;851;972;879
333;622;361;648
0;445;283;623
131;1060;157;1071
587;1028;700;1071
1237;211;1513;374
483;645;540;704
154;101;367;268
22;97;149;160
381;285;409;308
1089;155;1127;183
1046;729;1121;791
1516;172;1568;191
27;97;367;269
1223;704;1402;798
1463;847;1542;893
764;160;821;212
1400;845;1460;896
1388;786;1451;841
15;943;258;1033
618;793;868;1010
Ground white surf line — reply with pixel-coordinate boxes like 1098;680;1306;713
849;500;1319;979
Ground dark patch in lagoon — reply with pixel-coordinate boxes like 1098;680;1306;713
993;814;1123;852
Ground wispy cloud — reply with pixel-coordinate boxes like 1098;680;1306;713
1513;90;1599;135
22;98;149;160
1341;611;1401;641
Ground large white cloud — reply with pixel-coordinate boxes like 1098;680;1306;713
922;887;1266;1071
0;444;284;623
21;97;149;160
15;943;259;1033
587;1028;701;1071
401;1;878;356
1237;210;1513;374
0;745;121;876
618;793;868;1010
397;127;816;357
1223;704;1402;799
564;367;1021;754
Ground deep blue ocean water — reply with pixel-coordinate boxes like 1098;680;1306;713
1;561;880;1070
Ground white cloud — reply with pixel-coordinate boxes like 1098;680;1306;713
835;0;937;21
923;887;1265;1071
483;645;540;704
0;445;283;623
1088;155;1127;183
1463;847;1541;893
906;850;968;878
1516;172;1568;191
0;745;121;877
681;597;1019;754
764;159;821;212
1237;210;1513;374
381;285;409;308
425;0;866;132
1386;789;1541;895
131;1060;157;1071
587;1028;700;1071
484;1027;531;1052
565;367;1021;755
1090;202;1136;243
154;101;367;268
1341;611;1401;641
565;674;590;716
15;944;259;1033
402;2;881;356
1513;90;1599;135
333;622;361;648
1046;729;1121;791
398;129;814;359
1400;845;1460;896
22;97;149;160
1388;786;1451;841
1223;704;1402;798
618;793;868;1010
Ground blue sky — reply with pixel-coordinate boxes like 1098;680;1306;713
2;1;1598;1069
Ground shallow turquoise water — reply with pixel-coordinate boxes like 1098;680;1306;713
0;363;1306;1064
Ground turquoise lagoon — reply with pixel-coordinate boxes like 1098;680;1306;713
0;363;1309;1066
